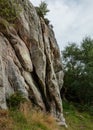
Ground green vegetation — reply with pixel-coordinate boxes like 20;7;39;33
0;17;10;33
35;1;50;25
44;18;50;25
0;102;93;130
0;102;60;130
0;0;21;22
62;37;93;111
35;1;50;18
62;101;93;130
7;92;26;109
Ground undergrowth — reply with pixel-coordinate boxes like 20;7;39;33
0;101;93;130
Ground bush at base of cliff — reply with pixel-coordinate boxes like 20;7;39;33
6;92;26;109
0;0;21;22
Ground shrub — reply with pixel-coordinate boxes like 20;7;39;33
35;1;50;18
44;18;50;25
35;1;50;26
7;92;26;109
0;0;21;22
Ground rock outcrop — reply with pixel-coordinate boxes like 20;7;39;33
0;0;66;126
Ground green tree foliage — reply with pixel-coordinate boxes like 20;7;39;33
62;37;93;106
0;0;21;22
35;1;50;18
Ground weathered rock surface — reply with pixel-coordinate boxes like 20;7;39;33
0;0;66;126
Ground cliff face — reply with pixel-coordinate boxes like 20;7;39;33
0;0;66;126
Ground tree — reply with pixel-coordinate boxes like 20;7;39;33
61;37;93;106
35;1;50;18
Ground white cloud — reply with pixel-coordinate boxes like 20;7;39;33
31;0;93;50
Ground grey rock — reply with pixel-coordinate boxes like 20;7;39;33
0;56;7;109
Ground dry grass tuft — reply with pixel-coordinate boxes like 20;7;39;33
19;102;60;130
0;110;13;130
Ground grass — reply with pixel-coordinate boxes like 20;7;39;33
61;101;93;130
0;101;93;130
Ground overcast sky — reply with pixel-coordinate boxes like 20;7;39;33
31;0;93;50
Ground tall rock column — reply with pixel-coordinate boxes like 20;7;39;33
40;19;66;125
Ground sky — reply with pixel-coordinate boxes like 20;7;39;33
31;0;93;50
